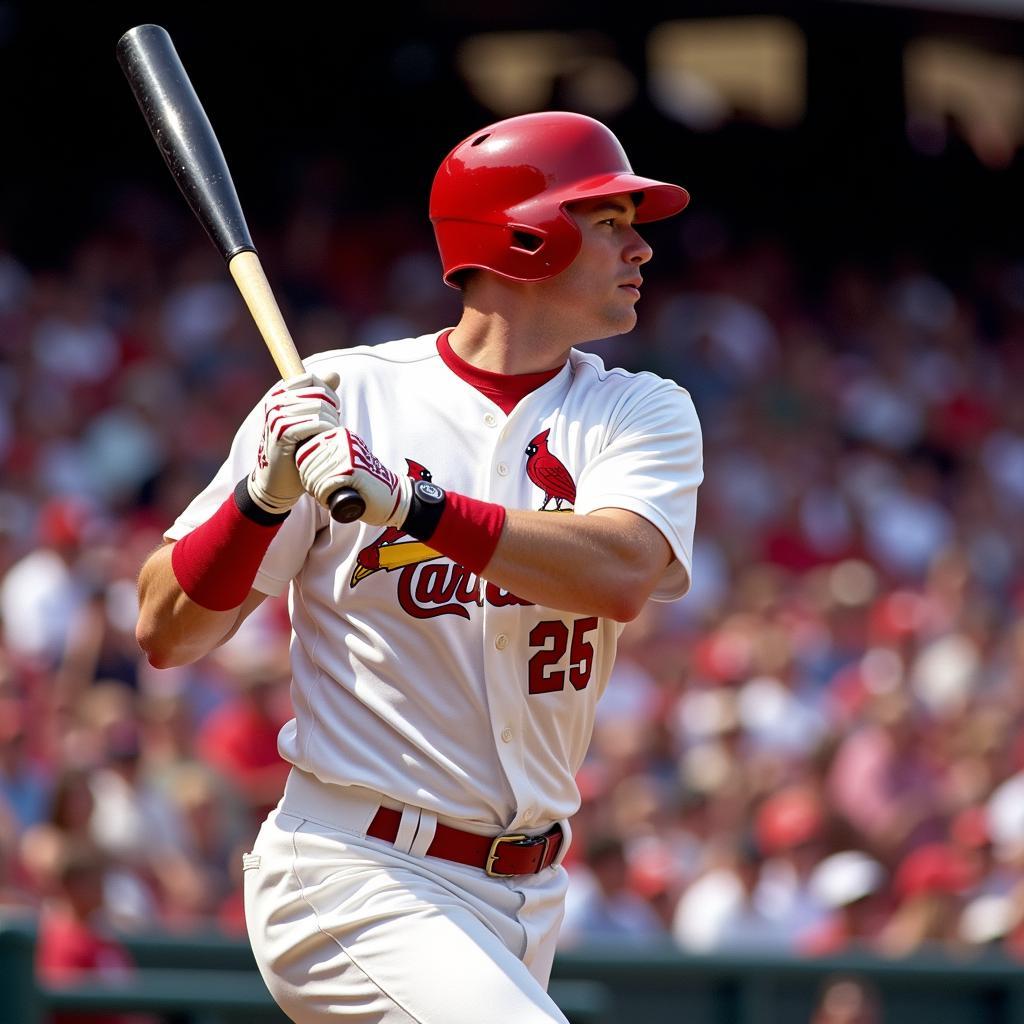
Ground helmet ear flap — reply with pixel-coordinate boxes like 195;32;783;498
508;225;546;255
505;213;582;280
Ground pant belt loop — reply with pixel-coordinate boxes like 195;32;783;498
409;811;437;858
551;818;572;868
392;806;421;854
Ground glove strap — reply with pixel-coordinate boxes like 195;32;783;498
171;479;288;611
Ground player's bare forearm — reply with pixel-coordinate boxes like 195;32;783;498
136;543;266;668
483;507;673;622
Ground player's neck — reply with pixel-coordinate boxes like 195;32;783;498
449;306;574;375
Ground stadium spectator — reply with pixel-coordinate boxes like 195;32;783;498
561;834;666;946
35;844;138;1024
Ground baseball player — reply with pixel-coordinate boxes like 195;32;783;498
136;111;702;1023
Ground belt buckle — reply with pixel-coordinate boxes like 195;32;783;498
486;833;548;878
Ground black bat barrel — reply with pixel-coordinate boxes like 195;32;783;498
116;24;366;526
116;24;255;261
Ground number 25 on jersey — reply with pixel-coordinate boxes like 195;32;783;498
527;618;599;695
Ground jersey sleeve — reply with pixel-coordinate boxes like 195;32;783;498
163;393;323;598
574;381;703;602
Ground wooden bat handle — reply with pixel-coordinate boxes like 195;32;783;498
229;251;303;378
229;252;365;524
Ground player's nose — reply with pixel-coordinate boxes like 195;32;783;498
624;228;653;266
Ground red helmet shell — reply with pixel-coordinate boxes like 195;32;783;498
429;111;689;288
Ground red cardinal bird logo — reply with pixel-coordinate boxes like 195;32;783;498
525;429;576;511
351;459;442;586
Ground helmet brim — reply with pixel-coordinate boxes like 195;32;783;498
550;174;690;222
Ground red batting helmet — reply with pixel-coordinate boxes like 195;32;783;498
430;111;689;288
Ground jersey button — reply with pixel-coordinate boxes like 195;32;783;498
501;727;513;743
495;634;509;650
497;463;509;476
484;413;497;427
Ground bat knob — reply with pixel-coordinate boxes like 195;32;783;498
328;486;366;524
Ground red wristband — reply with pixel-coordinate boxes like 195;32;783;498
427;492;506;575
171;482;286;611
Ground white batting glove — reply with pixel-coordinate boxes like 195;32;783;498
296;429;413;527
247;371;342;516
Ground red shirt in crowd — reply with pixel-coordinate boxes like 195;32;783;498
36;908;135;1024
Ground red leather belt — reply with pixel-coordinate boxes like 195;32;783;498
367;807;563;878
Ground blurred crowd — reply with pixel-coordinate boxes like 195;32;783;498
1;179;1023;994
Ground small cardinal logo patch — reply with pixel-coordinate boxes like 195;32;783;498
524;429;576;511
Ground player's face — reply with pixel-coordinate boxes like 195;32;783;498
545;194;653;340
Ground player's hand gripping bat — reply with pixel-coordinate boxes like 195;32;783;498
116;24;365;524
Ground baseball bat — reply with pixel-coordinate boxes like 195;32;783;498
116;24;365;524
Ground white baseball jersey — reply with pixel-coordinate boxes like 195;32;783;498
166;329;702;833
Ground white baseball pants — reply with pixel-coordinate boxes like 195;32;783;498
243;770;572;1023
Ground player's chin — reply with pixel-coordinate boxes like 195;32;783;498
606;306;639;335
582;302;638;340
